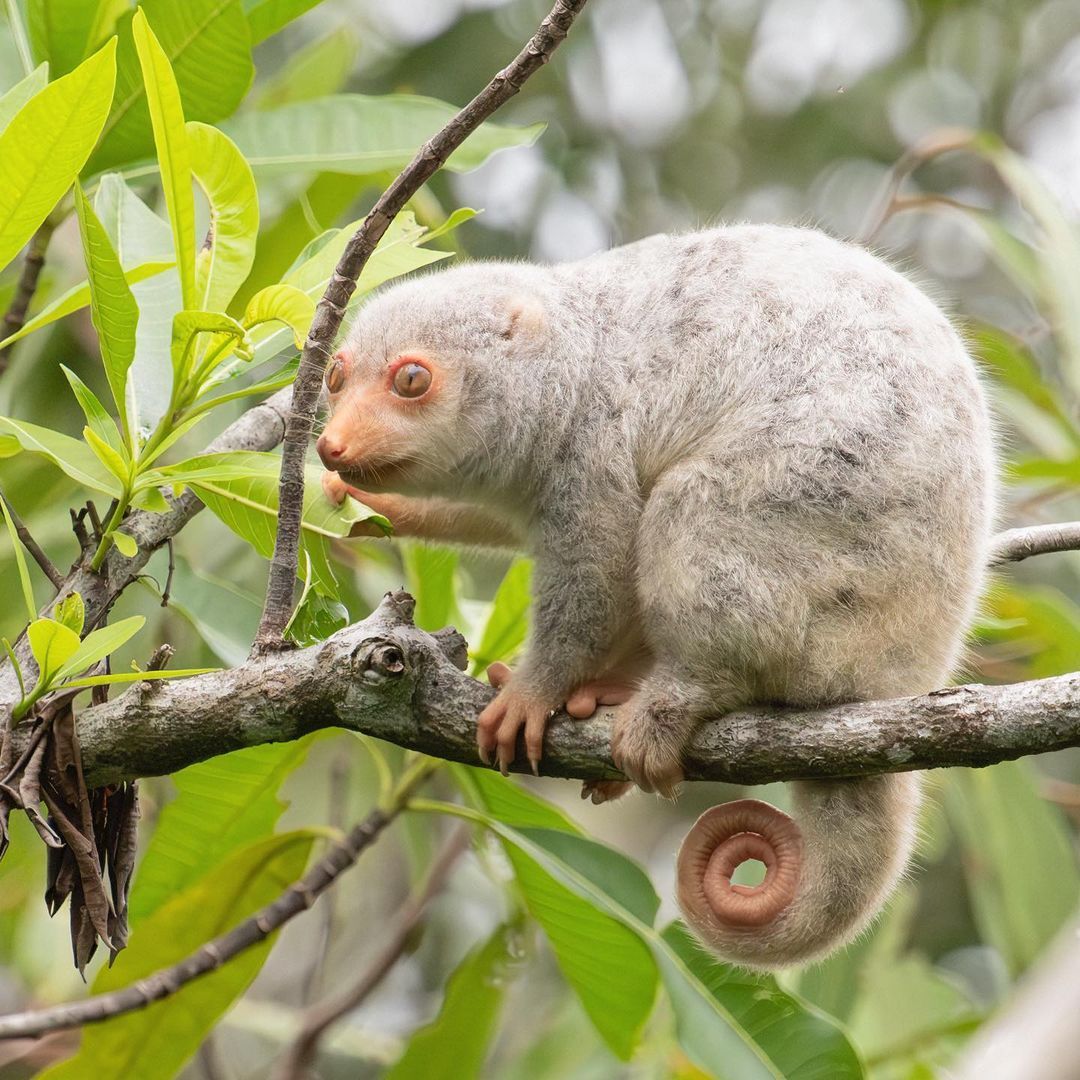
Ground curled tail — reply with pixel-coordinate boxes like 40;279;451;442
676;773;920;970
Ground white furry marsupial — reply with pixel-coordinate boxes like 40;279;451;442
317;225;996;969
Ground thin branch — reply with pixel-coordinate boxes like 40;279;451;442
0;488;63;588
0;759;438;1042
0;221;55;377
990;522;1080;564
253;0;590;650
274;827;470;1080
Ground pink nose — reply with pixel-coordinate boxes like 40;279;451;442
316;433;347;468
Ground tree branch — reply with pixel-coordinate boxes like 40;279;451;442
990;522;1080;564
7;588;1078;792
254;0;591;649
0;221;55;377
0;487;63;588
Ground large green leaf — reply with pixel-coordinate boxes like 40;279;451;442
130;740;315;923
243;0;327;44
0;40;116;273
663;922;865;1080
187;453;387;595
221;94;543;176
27;617;81;687
188;121;259;312
470;557;532;673
95;174;182;432
41;831;317;1080
0;63;48;131
27;0;126;77
88;0;254;174
385;924;515;1080
74;184;139;439
131;9;196;311
0;415;122;496
256;26;357;108
947;760;1080;975
403;543;460;632
453;779;860;1078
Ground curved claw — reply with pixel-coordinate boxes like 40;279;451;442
477;682;554;775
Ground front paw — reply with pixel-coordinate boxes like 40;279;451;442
610;702;686;800
477;669;556;776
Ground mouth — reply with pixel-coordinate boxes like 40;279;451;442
336;456;416;490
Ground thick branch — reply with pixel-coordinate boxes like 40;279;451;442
10;592;1079;791
254;0;590;648
990;522;1080;564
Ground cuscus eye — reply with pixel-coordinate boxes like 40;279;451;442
392;362;432;399
325;357;346;394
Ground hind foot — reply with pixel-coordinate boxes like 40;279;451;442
610;696;690;800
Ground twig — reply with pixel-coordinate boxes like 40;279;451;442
253;0;591;650
990;522;1080;565
145;645;174;672
85;501;104;542
0;222;55;376
0;759;437;1042
160;539;175;607
0;489;63;588
69;509;90;553
274;827;470;1080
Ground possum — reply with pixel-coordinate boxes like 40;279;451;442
317;224;996;969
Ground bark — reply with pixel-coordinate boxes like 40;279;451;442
10;592;1079;790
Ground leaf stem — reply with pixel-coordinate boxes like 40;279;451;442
89;490;132;571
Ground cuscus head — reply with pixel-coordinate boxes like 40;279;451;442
316;262;546;492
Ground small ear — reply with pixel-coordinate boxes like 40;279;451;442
501;295;546;339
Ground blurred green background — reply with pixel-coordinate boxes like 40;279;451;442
2;0;1080;1077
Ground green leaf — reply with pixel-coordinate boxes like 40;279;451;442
947;760;1080;975
88;0;254;175
243;0;326;44
61;366;126;457
131;9;196;311
403;543;459;632
470;557;532;672
61;667;215;689
27;617;82;688
0;497;37;622
112;530;137;556
188;454;386;594
53;614;146;681
187;121;259;312
241;283;314;350
0;415;121;496
0;260;171;353
53;592;85;635
0;63;48;132
27;0;126;77
385;924;515;1080
284;591;348;647
453;791;856;1078
221;95;543;176
662;922;865;1080
171;310;250;387
40;831;316;1080
455;766;583;835
83;425;130;483
130;485;171;512
131;739;316;921
74;183;139;438
256;26;356;108
94;174;181;433
0;39;116;273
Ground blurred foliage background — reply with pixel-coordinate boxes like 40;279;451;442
2;0;1080;1077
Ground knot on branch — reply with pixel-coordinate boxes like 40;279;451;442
361;642;408;682
432;626;469;671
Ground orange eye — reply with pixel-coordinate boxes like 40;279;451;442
325;358;346;394
392;362;432;399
